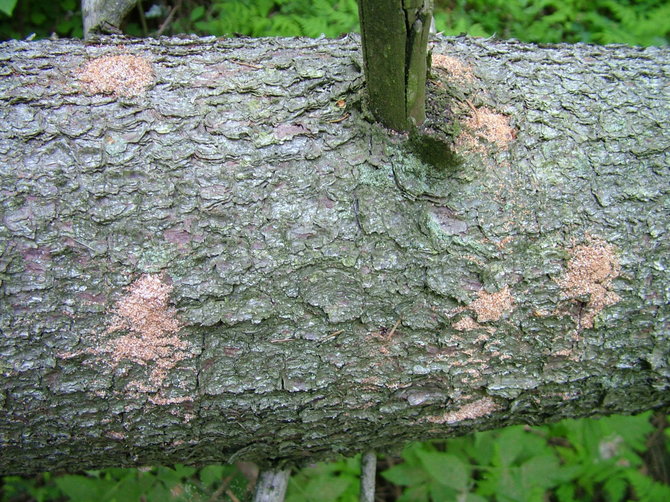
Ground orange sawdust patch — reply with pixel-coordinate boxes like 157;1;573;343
455;107;516;154
452;315;497;335
556;238;621;329
469;286;514;322
425;397;498;424
453;315;482;331
106;273;188;388
78;54;154;97
432;54;475;84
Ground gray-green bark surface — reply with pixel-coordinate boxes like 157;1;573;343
0;35;668;475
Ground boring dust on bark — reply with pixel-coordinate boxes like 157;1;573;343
430;53;622;338
413;52;625;423
449;287;515;337
59;274;194;421
354;50;630;431
424;397;499;425
423;235;621;423
56;53;196;422
431;52;516;155
431;54;476;84
438;249;619;378
105;274;189;397
555;237;621;331
103;273;196;414
77;54;155;97
59;38;621;445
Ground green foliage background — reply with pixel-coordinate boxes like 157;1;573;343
0;0;669;43
1;1;669;500
2;412;669;501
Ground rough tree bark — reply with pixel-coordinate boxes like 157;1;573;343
0;35;668;475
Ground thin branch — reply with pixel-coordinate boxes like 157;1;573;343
206;474;233;502
136;0;148;36
359;451;377;502
253;468;291;502
156;1;180;37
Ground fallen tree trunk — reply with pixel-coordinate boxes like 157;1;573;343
0;34;668;475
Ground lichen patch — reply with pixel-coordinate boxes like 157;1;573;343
106;274;188;388
556;238;621;329
78;54;154;97
425;397;498;424
469;286;514;322
431;54;475;84
455;107;516;154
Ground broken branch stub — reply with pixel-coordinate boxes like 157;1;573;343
82;0;138;39
358;0;433;131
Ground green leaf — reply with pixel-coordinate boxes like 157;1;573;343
199;464;227;488
520;454;563;490
174;464;197;479
469;431;496;466
156;464;196;486
146;482;172;501
493;426;526;466
626;469;670;501
100;467;137;480
603;475;628;502
554;483;577;502
54;475;110;500
429;482;458;501
0;0;17;16
108;475;147;502
302;477;353;501
416;451;469;491
397;483;430;502
287;457;360;502
190;6;205;22
381;463;427;487
465;494;489;502
600;411;653;452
